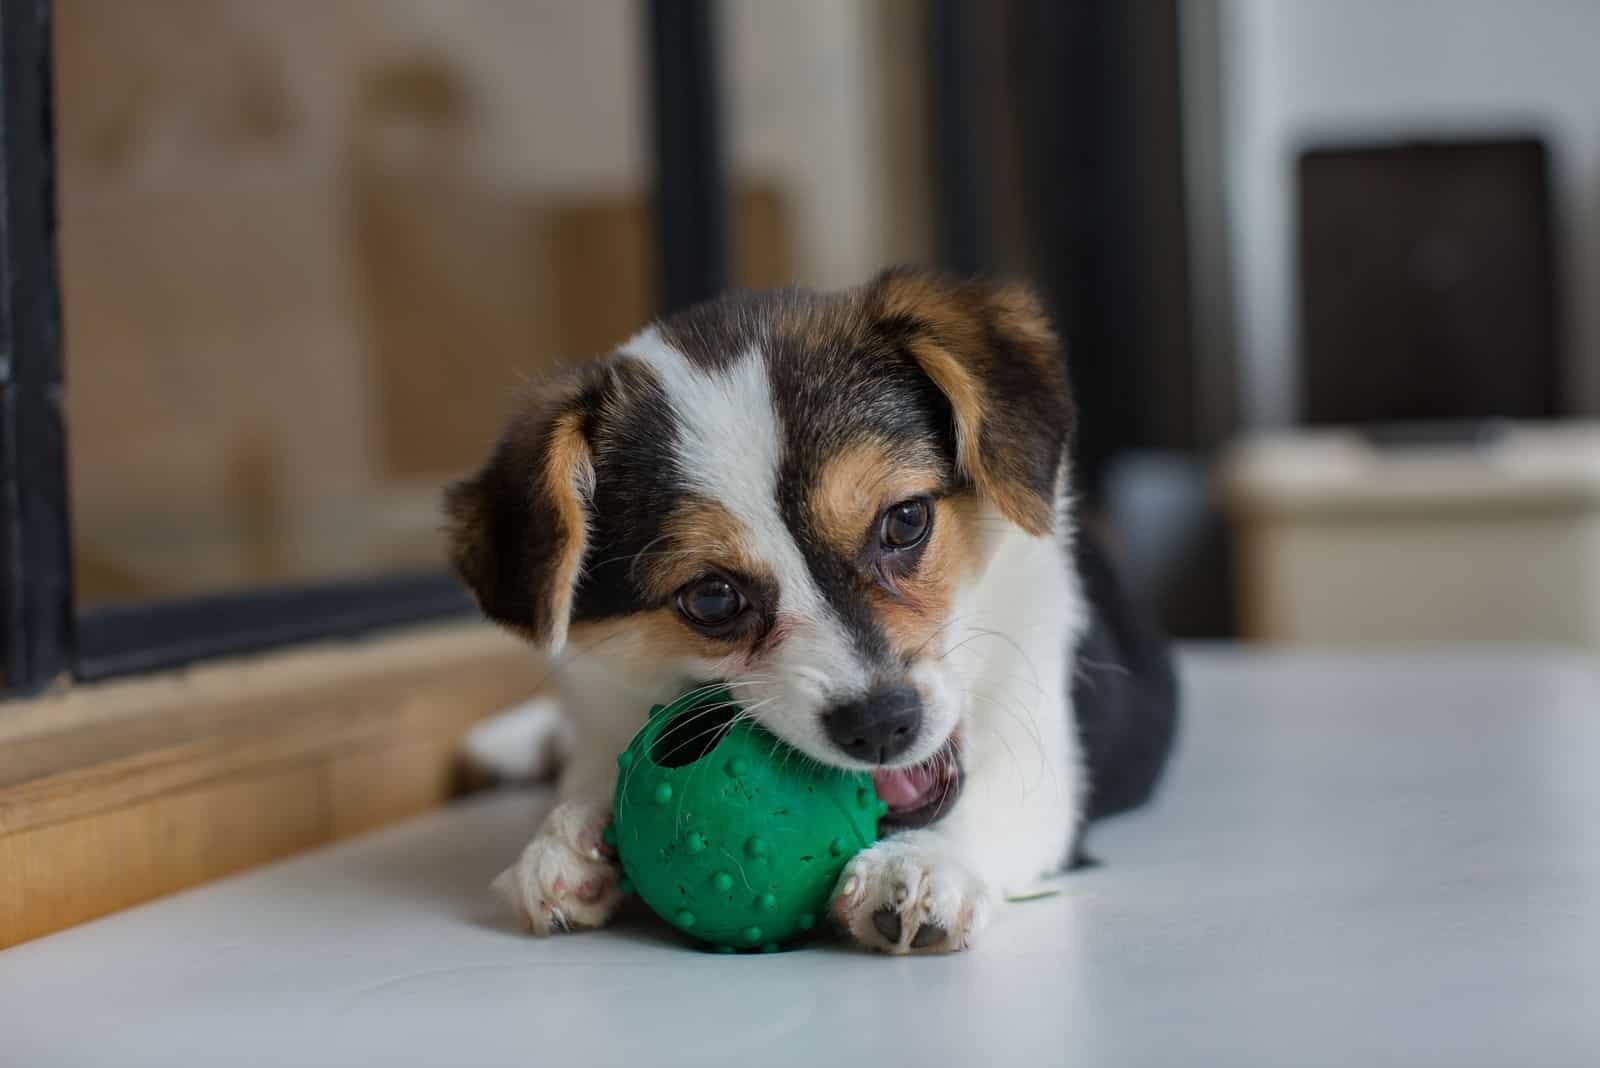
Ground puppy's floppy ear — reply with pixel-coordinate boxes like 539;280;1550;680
444;371;597;651
867;266;1074;536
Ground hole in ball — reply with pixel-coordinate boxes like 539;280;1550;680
650;701;742;767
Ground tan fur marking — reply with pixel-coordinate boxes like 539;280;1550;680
633;498;765;603
566;608;738;666
871;493;987;659
867;271;1061;536
812;442;947;556
985;283;1060;371
902;340;988;486
538;409;594;649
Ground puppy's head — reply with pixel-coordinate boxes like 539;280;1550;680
448;268;1072;825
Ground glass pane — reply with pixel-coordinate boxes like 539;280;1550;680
722;0;936;290
54;0;654;609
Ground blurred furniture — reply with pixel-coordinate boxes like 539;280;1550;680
4;649;1598;1065
1102;451;1235;638
1226;424;1600;649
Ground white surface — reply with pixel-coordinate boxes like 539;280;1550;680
4;649;1600;1067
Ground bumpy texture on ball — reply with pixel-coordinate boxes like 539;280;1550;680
609;687;885;951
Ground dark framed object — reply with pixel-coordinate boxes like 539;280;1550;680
927;0;990;276
0;0;74;696
646;0;726;315
1298;136;1561;425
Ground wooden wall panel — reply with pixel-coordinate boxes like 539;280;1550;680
0;623;546;948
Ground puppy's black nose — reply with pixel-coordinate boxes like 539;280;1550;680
823;686;922;764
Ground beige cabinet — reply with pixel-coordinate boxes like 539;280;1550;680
1225;425;1600;650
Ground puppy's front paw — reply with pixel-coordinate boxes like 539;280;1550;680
831;837;991;955
492;800;624;935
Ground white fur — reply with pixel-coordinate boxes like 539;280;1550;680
826;516;1084;951
927;519;1085;898
832;831;991;952
492;799;621;934
460;696;570;781
487;330;1088;955
618;327;872;758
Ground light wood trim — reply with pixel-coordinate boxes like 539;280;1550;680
0;622;546;948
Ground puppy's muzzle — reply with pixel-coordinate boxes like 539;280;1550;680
822;685;922;765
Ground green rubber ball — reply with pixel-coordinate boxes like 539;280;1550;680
608;686;885;951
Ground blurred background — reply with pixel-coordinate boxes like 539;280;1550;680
19;0;1600;694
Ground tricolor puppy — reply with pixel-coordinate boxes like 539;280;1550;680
448;268;1177;954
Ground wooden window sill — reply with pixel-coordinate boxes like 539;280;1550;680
0;622;544;948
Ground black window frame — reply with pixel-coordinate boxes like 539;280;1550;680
0;0;731;699
1;0;72;696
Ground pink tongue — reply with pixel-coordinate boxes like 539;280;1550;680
871;766;937;810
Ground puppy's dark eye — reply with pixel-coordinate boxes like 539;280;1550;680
675;574;745;630
879;498;932;551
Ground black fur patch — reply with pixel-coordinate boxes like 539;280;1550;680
444;421;561;635
655;288;787;373
569;359;687;622
446;359;618;639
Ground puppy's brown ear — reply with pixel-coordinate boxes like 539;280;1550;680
444;377;595;651
867;267;1074;536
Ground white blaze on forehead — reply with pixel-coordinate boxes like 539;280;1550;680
623;327;783;538
621;326;858;664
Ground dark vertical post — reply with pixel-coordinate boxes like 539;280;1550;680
1009;0;1193;503
1034;0;1140;505
646;0;727;315
0;0;74;697
927;0;989;275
